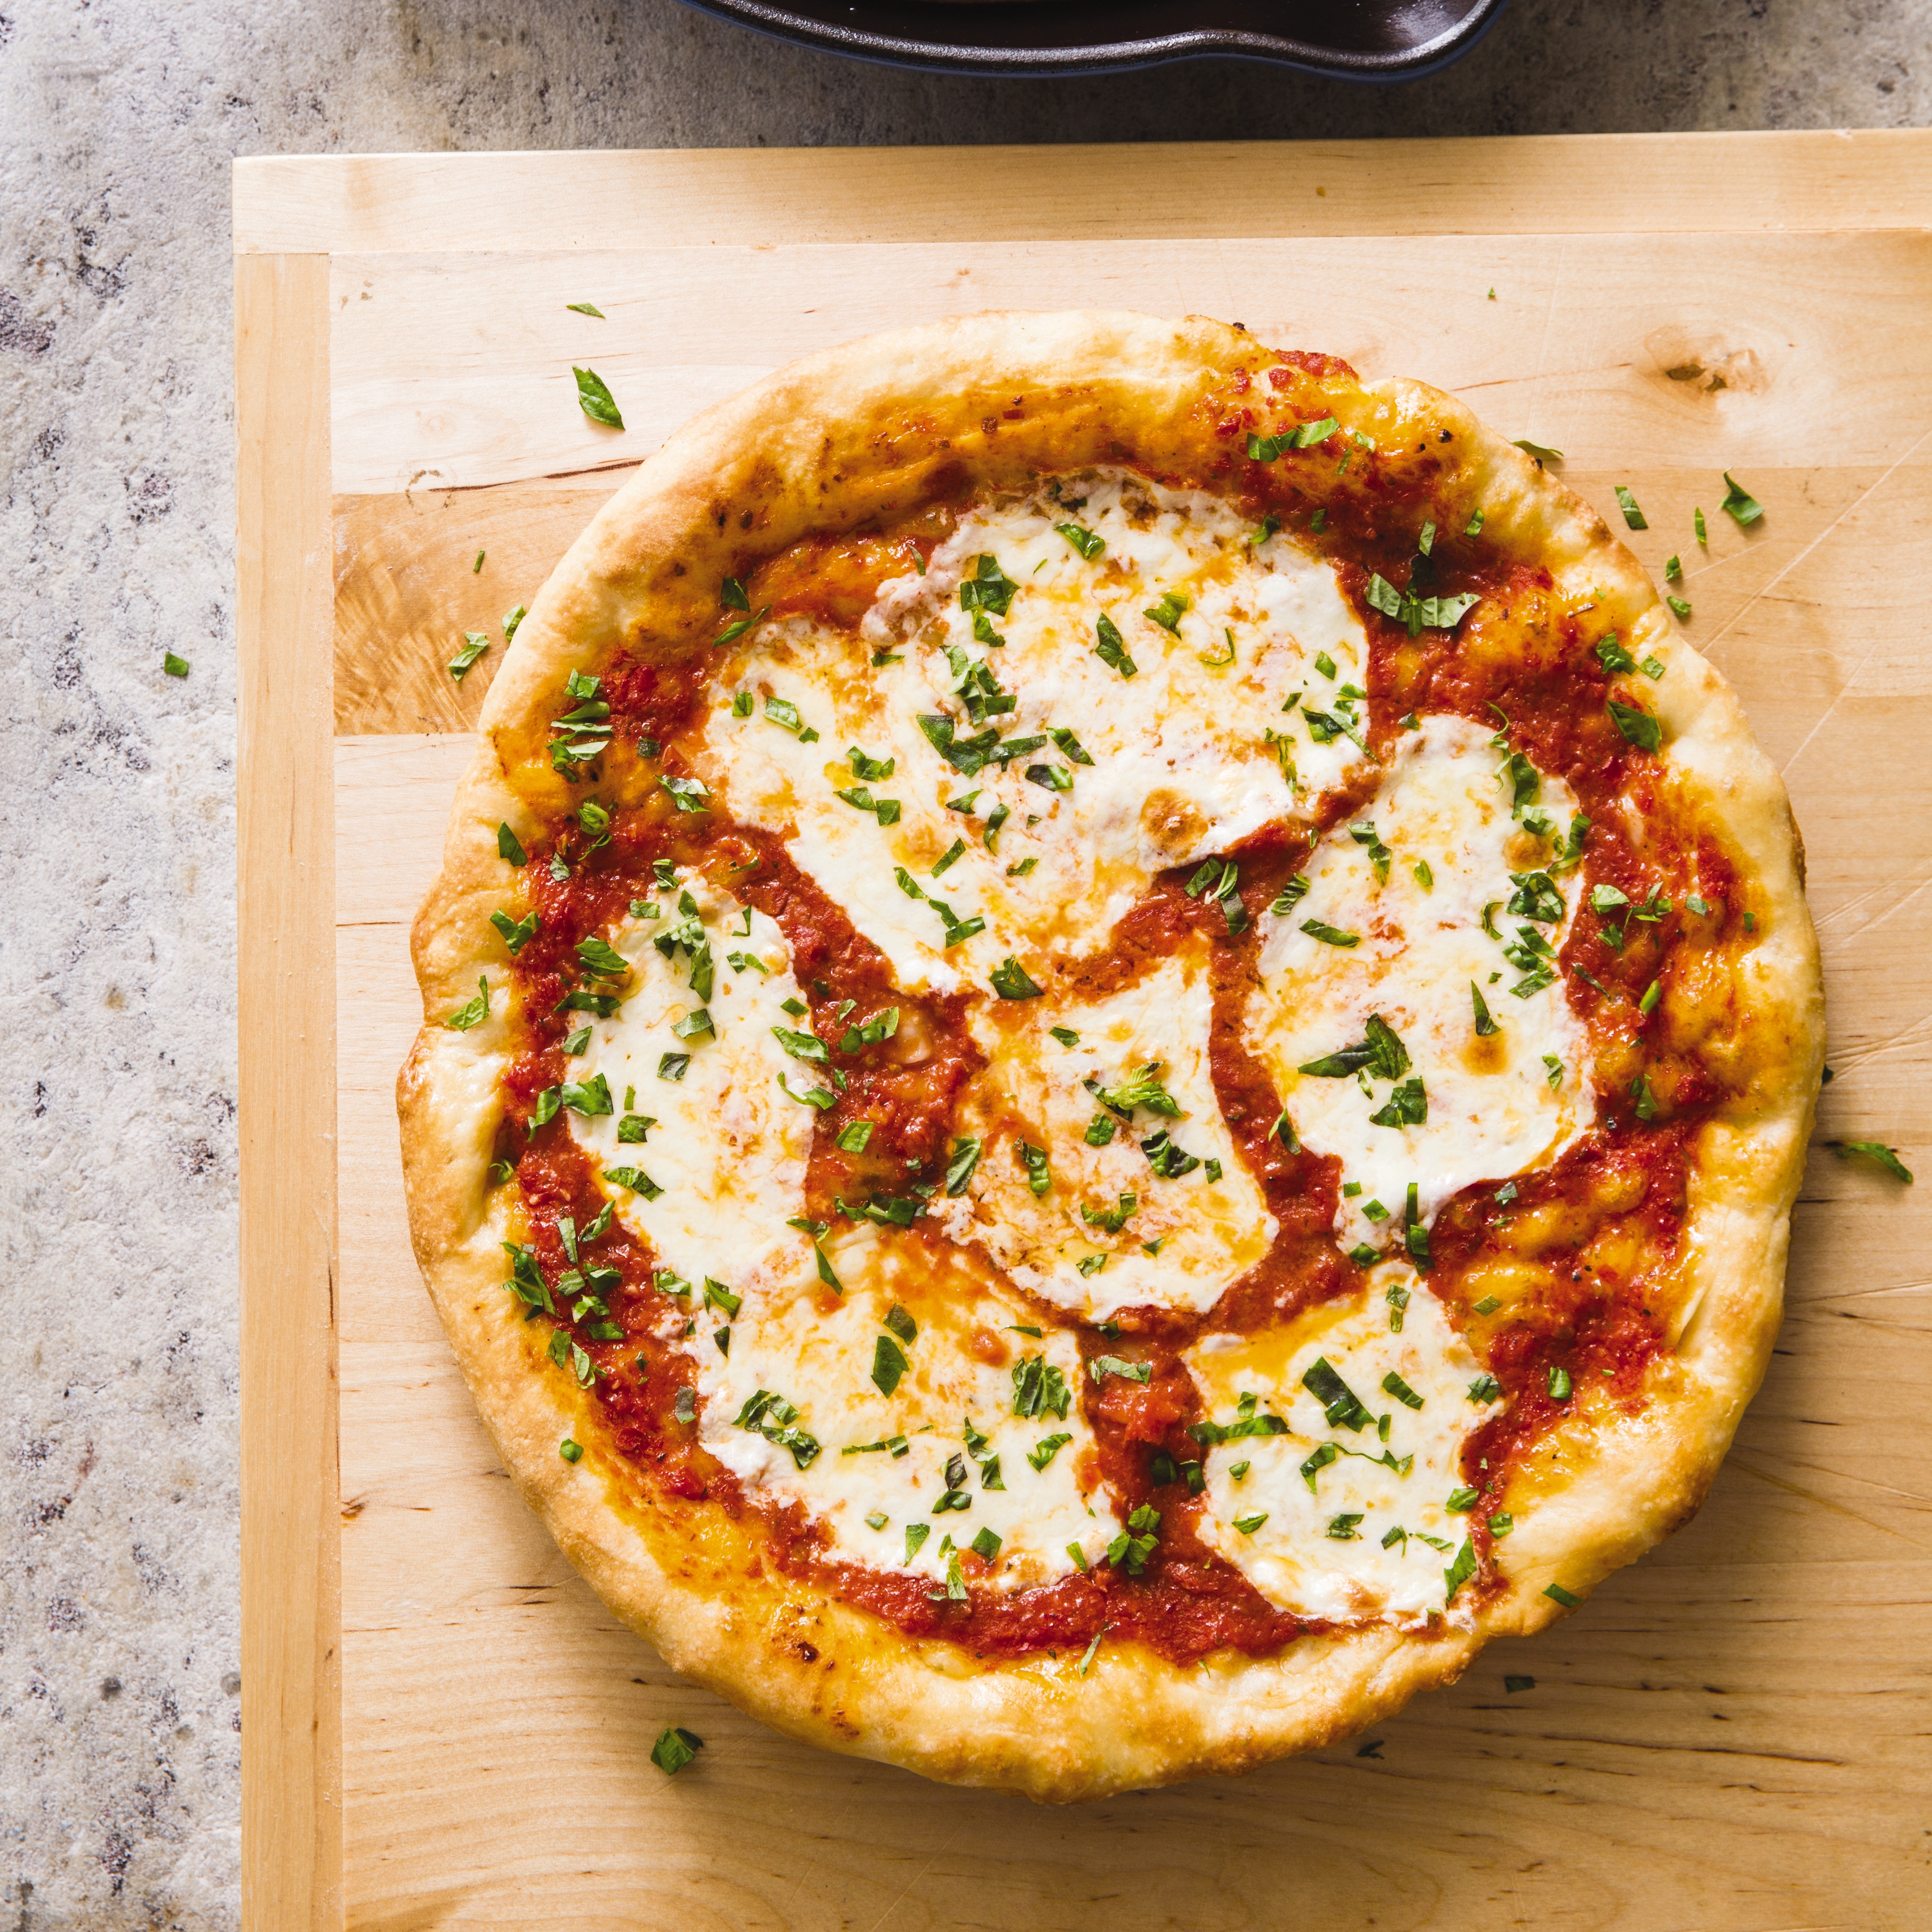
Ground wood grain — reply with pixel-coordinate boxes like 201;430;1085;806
233;139;1932;1931
237;132;1932;256
327;232;1932;492
236;250;343;1932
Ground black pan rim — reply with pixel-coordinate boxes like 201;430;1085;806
676;0;1510;82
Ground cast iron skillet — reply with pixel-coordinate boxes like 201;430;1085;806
678;0;1509;80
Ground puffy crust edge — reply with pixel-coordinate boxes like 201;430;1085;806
397;310;1823;1799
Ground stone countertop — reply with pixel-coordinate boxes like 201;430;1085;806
0;1;1922;1924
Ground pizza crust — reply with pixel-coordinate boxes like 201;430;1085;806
398;310;1823;1799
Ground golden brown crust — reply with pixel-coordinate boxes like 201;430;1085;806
397;311;1823;1799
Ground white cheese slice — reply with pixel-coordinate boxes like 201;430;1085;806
692;1227;1113;1591
709;468;1376;990
569;875;813;1291
930;947;1278;1321
1188;1269;1500;1623
1249;714;1591;1250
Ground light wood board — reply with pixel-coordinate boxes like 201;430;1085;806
237;138;1932;1932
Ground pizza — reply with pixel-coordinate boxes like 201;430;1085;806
398;310;1823;1799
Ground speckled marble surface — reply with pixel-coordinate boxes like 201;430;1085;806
0;1;1924;1924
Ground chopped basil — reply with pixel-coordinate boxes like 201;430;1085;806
656;1052;690;1082
763;695;804;733
1301;918;1360;948
661;773;711;812
990;956;1042;999
650;1726;703;1775
1465;507;1485;538
734;1389;820;1469
670;1007;713;1043
1720;471;1763;526
1544;1582;1581;1608
576;935;630;980
163;651;190;677
1142;589;1188;635
1512;439;1563;465
836;1120;874;1154
1666;595;1692;620
871;1334;909;1397
959;552;1018;620
1327;1513;1364;1541
969;1527;1003;1563
1614;484;1648;530
1491;1513;1515;1538
561;1023;591;1056
603;1165;663;1199
1443;1538;1478;1601
1016;1141;1051;1197
1831;1141;1913;1183
1665;554;1682;581
1089;1355;1151;1385
444;976;491;1032
771;1023;827;1062
572;366;623;429
1297;1013;1409;1082
945;1137;983;1196
1507;870;1565;924
448;632;491;683
1270;874;1312;916
559;1438;584;1463
1607;700;1662;752
1381;1371;1424;1411
1093;613;1137;678
1548;1365;1572;1401
1386;1279;1410;1330
1302;1357;1372;1432
1234;1512;1269;1535
566;301;605;318
1470;981;1499;1037
560;1073;613;1116
1057;522;1105;559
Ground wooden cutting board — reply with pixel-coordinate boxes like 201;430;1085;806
235;136;1932;1932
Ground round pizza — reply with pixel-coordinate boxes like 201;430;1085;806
398;310;1823;1799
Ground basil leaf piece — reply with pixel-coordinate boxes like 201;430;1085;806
1614;484;1648;530
1512;439;1563;465
1093;614;1137;678
496;823;527;867
444;976;490;1032
871;1335;910;1397
1301;1356;1372;1432
990;956;1042;999
566;302;605;317
603;1165;663;1199
1088;1355;1151;1385
1607;700;1663;753
657;1052;690;1082
1443;1539;1478;1602
163;652;190;677
959;552;1018;618
448;632;490;682
1470;980;1500;1037
1300;918;1360;948
661;773;712;812
1720;471;1763;526
1666;594;1692;620
572;366;624;429
490;908;538;954
945;1136;983;1197
1143;590;1188;635
1831;1141;1913;1184
1056;523;1105;559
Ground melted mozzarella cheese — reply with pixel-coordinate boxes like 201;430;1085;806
571;878;813;1290
565;878;1112;1585
711;470;1376;990
1248;714;1590;1249
1188;1269;1499;1623
692;1228;1112;1590
930;948;1276;1321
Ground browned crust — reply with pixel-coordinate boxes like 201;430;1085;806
396;310;1823;1801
